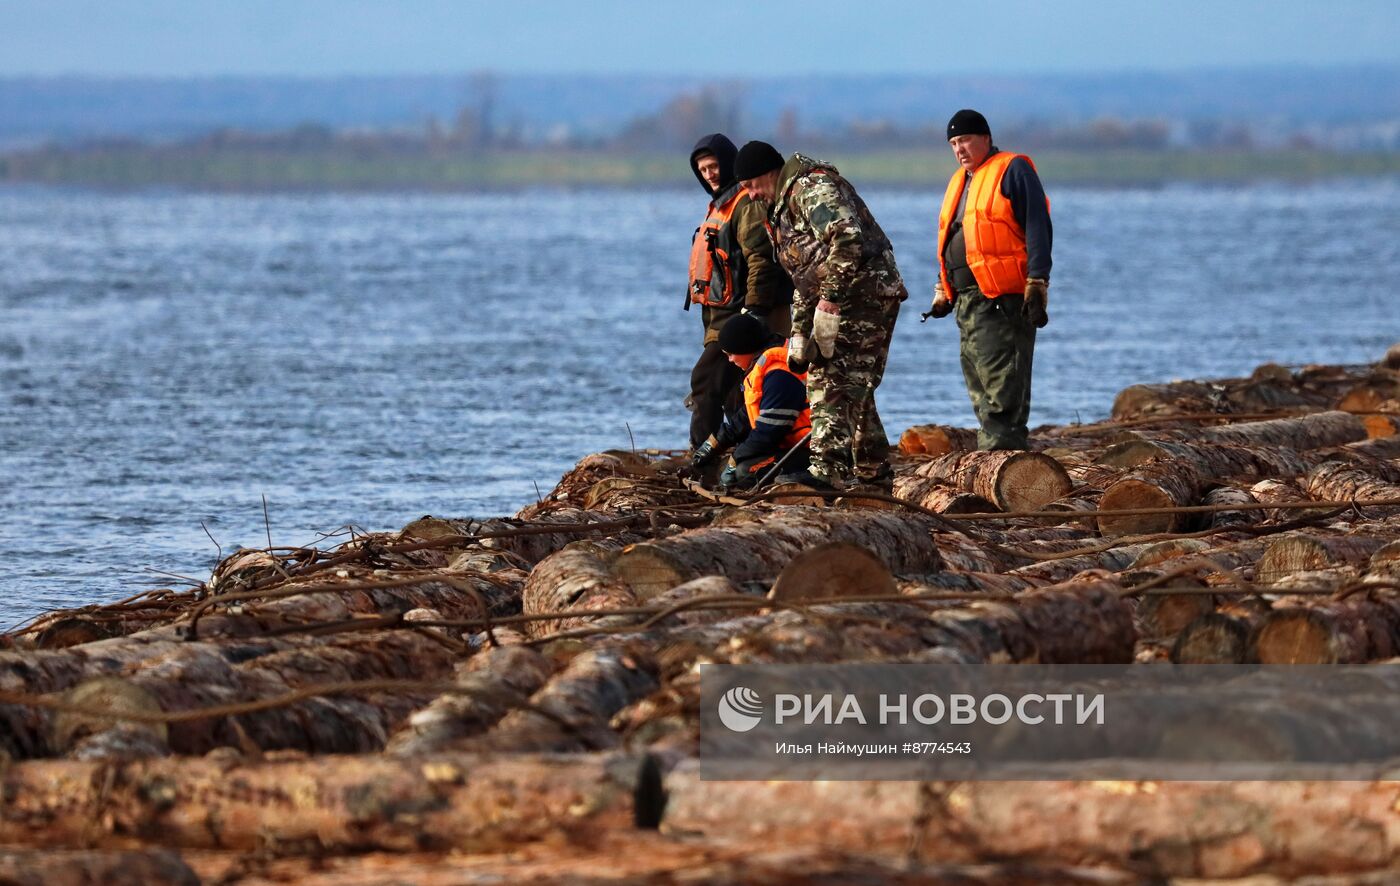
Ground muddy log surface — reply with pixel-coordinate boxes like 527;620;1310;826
3;345;1400;882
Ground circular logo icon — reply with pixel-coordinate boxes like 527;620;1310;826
717;686;763;732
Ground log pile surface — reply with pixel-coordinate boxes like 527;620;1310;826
4;349;1400;883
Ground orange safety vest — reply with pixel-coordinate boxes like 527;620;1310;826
689;188;744;308
743;345;812;454
936;152;1048;298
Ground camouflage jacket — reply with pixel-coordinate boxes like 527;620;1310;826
766;153;907;334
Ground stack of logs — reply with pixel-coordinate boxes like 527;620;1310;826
2;345;1400;884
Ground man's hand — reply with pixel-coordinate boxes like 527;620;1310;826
922;280;953;321
788;334;811;374
1022;278;1049;328
690;437;719;468
812;300;840;359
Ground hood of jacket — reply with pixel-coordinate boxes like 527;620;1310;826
689;133;738;196
774;153;836;210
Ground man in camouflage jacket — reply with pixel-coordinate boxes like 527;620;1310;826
733;141;907;490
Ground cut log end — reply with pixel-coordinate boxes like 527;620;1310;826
994;453;1073;513
1097;479;1179;536
613;547;691;600
1251;613;1346;664
768;543;896;602
51;678;169;753
1170;614;1253;664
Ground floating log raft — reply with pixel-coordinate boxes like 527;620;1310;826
3;344;1400;881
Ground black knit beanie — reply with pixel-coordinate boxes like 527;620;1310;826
718;313;769;356
946;109;991;140
733;141;785;181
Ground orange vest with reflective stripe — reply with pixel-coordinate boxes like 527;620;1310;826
689;188;744;307
937;152;1047;298
743;345;811;449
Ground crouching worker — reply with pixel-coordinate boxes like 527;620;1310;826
691;313;811;492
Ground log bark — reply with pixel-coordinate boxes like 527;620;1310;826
1340;432;1400;461
1007;543;1156;584
891;475;994;514
1303;461;1400;514
1249;478;1320;522
614;509;945;598
1098;461;1204;535
385;645;555;756
897;424;977;457
1097;439;1318;481
1110;380;1225;419
456;647;659;753
1250;594;1400;663
913;451;1071;512
1255;533;1391;585
1201;484;1263;528
0;752;659;854
0;849;200;886
521;545;639;640
1189;410;1367;449
660;766;1400;879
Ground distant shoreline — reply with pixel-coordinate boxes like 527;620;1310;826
3;148;1399;192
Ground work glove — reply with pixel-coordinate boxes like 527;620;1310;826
1022;278;1049;329
812;305;840;359
787;334;811;375
690;436;719;468
718;461;741;492
741;305;769;320
922;280;953;321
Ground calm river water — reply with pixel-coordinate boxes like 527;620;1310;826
1;181;1397;624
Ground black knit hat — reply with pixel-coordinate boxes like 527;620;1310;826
718;313;769;356
733;141;785;181
947;109;991;140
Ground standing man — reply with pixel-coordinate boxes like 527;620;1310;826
733;141;907;491
926;109;1052;451
686;134;793;453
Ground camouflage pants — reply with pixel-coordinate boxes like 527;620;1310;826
807;297;901;485
955;289;1036;451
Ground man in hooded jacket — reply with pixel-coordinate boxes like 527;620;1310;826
686;133;793;451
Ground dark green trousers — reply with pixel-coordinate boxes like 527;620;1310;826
954;289;1036;451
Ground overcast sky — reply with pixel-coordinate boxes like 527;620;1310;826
2;0;1396;77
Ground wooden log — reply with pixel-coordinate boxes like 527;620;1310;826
1255;533;1391;585
614;509;945;598
1007;543;1156;584
1340;433;1400;461
890;475;994;513
1169;599;1270;663
1192;410;1367;450
459;647;659;753
1202;484;1263;528
898;572;1044;596
1097;461;1204;536
0;849;200;886
1250;594;1400;663
1303;461;1400;514
897;424;977;457
637;576;755;627
1096;438;1317;481
1368;540;1400;577
1386;341;1400;369
660;767;1400;878
1014;576;1137;663
385;645;555;756
913;450;1071;512
40;630;460;758
1249;477;1321;522
768;542;897;601
521;545;638;640
1132;583;1215;640
0;752;658;854
1110;379;1224;419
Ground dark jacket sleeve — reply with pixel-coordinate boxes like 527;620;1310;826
1001;157;1052;281
735;197;791;311
732;369;807;463
713;402;749;451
